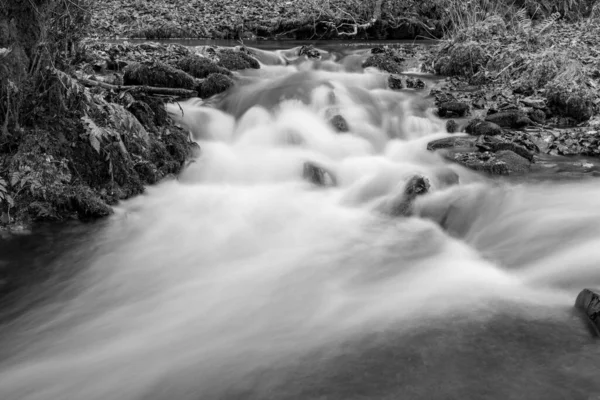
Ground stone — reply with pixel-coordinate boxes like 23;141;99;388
446;120;458;133
363;54;404;74
485;111;534;129
451;150;530;175
302;162;336;187
475;135;535;162
388;75;404;90
427;136;477;152
520;96;546;109
465;119;503;136
389;175;430;216
406;77;425;89
438;101;469;118
299;45;320;59
329;115;349;133
528;109;546;124
472;98;486;109
575;289;600;336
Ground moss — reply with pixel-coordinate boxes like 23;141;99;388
198;73;234;98
123;61;196;89
176;55;232;79
434;41;488;79
545;60;595;122
217;49;260;70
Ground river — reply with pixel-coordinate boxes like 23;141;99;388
0;44;599;400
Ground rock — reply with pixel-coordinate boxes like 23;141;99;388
176;55;232;79
452;150;530;175
485;111;534;129
438;101;469;118
475;135;535;162
432;167;460;188
197;73;234;98
123;62;196;89
575;288;600;336
520;96;546;109
329;115;349;133
388;75;404;90
427;136;477;152
389;175;430;216
299;45;320;59
303;162;336;187
446;120;458;133
216;48;260;70
406;77;425;89
472;97;486;109
528;109;546;124
465;119;503;136
363;54;404;74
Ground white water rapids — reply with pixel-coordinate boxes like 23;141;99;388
1;46;600;399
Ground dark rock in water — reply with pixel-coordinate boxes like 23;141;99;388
485;111;534;129
446;120;458;133
465;119;503;136
406;77;425;90
389;175;430;216
451;150;530;175
303;162;336;187
432;167;460;188
575;288;600;336
363;54;404;74
197;73;234;98
388;75;404;90
299;45;320;59
427;136;477;152
528;108;546;124
438;102;469;118
330;115;349;133
217;48;260;70
475;135;535;162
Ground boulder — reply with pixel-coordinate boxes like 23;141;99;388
176;55;232;79
329;115;349;133
123;62;196;89
528;109;546;124
438;101;469;118
465;119;503;136
197;73;234;98
475;135;535;162
427;136;477;152
451;150;530;175
406;77;425;90
363;54;404;74
575;289;600;336
388;75;404;90
216;48;260;70
299;45;320;59
302;162;336;187
446;120;458;133
389;175;431;216
485;111;534;129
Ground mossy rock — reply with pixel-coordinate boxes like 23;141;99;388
434;41;488;79
465;119;503;136
176;55;232;79
123;62;196;89
216;49;260;71
438;101;469;118
198;73;234;98
546;82;594;123
363;54;404;74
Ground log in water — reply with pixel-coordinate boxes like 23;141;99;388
0;45;600;400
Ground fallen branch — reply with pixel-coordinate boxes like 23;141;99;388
78;77;197;97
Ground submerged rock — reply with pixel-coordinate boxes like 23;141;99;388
575;288;600;336
485;111;534;129
302;162;336;187
389;175;431;217
329;115;349;133
465;119;503;136
438;101;469;118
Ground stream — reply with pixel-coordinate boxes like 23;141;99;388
0;44;599;400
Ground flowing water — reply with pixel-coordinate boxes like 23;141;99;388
1;45;600;400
